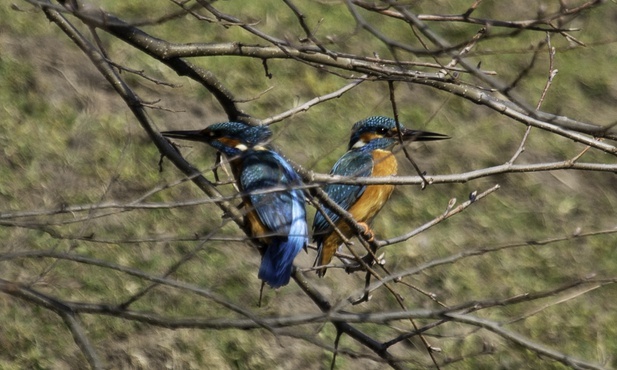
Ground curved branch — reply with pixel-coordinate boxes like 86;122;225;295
346;227;617;302
33;4;413;368
39;2;617;140
311;161;617;186
1;250;261;321
351;0;590;32
59;312;103;370
38;1;251;230
445;313;606;370
3;275;609;370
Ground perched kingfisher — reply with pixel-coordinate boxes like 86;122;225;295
313;116;449;276
162;122;308;288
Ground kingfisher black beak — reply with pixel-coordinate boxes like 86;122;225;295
398;128;450;142
161;130;209;142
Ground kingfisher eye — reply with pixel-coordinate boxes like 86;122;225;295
376;127;389;135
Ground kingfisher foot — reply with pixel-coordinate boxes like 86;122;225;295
358;222;375;242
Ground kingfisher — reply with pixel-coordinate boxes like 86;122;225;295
162;122;308;288
312;116;449;276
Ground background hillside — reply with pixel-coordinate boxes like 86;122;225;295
1;1;617;369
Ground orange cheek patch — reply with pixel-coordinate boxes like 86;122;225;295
217;137;241;148
360;132;382;142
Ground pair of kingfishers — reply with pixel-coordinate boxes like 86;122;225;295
162;116;448;287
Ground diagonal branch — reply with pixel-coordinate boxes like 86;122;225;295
59;312;104;370
444;312;606;370
33;1;617;140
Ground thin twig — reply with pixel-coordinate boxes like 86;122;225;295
261;77;366;125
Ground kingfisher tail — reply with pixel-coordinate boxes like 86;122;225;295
258;195;308;288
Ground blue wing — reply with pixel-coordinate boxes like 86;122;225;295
240;150;303;236
240;149;308;288
313;150;374;237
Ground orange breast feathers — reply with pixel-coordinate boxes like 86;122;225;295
319;150;397;266
245;205;271;253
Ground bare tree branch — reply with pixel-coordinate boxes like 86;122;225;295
6;0;617;368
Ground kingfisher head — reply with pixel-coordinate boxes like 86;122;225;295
162;121;272;157
348;116;449;151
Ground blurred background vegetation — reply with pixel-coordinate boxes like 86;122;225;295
1;1;616;369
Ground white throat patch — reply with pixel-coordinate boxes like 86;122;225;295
352;140;367;149
235;143;248;151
